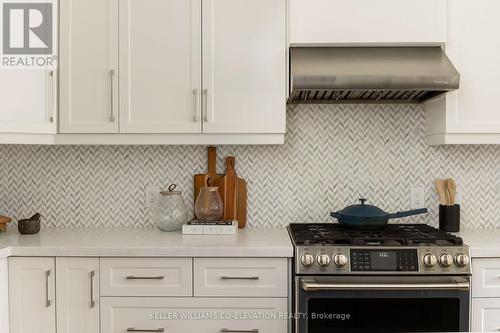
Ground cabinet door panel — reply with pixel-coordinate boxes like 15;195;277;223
60;0;119;133
0;70;56;133
289;0;447;45
472;298;500;332
445;0;500;133
56;258;99;333
202;0;286;134
119;0;202;133
8;257;55;333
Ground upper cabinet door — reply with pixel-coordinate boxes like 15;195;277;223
289;0;447;45
59;0;119;133
443;0;500;134
9;257;56;333
202;0;286;134
0;70;56;134
119;0;202;134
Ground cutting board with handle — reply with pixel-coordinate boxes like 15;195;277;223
193;147;224;214
214;156;247;228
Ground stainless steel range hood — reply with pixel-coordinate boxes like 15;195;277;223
289;47;460;104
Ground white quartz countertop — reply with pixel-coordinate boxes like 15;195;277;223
0;227;294;258
456;228;500;258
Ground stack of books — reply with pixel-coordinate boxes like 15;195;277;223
182;220;238;235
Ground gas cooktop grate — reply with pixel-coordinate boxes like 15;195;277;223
288;223;464;246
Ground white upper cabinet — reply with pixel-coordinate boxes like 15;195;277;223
202;0;286;134
0;70;56;134
289;0;447;46
425;0;500;145
59;0;119;133
119;0;202;133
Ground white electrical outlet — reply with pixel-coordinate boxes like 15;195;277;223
145;185;159;208
411;187;425;209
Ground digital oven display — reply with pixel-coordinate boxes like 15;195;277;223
350;249;418;272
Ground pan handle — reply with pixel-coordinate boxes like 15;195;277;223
388;208;428;219
330;212;341;219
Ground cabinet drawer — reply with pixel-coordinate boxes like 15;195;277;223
472;259;500;297
472;298;500;332
100;258;192;296
101;297;288;333
194;258;287;297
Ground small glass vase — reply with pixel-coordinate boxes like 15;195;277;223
195;187;224;221
154;188;188;231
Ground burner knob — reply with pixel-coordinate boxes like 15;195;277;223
439;253;453;267
422;253;437;268
317;253;331;267
333;253;348;267
300;253;314;267
455;253;470;267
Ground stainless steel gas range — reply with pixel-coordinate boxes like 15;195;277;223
287;223;471;333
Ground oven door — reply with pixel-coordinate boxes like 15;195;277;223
295;275;470;333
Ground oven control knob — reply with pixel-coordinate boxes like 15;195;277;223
333;253;348;267
422;253;437;268
455;253;470;267
439;253;453;267
300;253;314;267
317;253;331;267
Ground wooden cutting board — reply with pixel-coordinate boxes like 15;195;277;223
193;147;224;214
0;216;12;232
214;157;247;228
236;177;247;229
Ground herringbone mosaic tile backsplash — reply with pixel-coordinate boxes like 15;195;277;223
1;104;499;228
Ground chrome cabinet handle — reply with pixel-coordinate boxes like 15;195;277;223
203;89;208;122
126;328;165;332
45;270;51;307
221;276;260;280
193;89;199;121
109;70;115;122
49;70;55;123
220;329;259;333
89;270;95;308
126;275;165;280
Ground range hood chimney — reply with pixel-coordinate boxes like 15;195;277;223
288;47;460;104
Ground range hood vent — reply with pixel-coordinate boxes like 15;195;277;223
289;47;460;104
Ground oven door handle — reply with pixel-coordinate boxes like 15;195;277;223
301;279;470;292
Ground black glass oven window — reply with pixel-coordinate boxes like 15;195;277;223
307;298;460;332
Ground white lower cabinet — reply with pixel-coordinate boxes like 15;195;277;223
472;258;500;332
56;258;100;333
101;297;288;333
8;257;56;333
7;257;289;333
472;299;500;332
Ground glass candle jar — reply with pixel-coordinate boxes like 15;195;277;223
195;187;224;221
154;187;188;231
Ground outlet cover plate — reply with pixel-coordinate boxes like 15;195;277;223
411;187;425;209
145;185;159;208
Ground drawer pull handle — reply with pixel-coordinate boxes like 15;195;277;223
126;275;165;280
45;270;51;307
126;328;165;332
90;270;96;308
221;276;260;280
220;329;259;333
